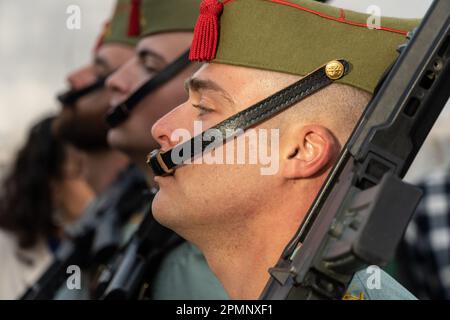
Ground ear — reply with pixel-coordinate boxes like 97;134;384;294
282;125;340;179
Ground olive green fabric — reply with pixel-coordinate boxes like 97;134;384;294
151;242;228;300
204;0;420;93
103;0;140;47
140;0;201;37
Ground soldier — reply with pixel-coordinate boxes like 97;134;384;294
47;0;146;300
53;0;138;198
149;0;420;299
0;116;93;299
104;0;227;299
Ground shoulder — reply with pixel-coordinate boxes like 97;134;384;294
346;266;417;300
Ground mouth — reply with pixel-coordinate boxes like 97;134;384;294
107;102;119;114
154;173;175;187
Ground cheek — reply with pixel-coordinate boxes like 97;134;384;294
172;163;253;214
153;158;277;236
107;106;155;148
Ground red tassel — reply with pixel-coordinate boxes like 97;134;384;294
189;0;224;61
128;0;141;37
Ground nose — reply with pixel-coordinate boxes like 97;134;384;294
106;59;143;107
106;60;134;106
67;65;96;90
151;105;189;152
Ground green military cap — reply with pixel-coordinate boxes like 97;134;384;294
101;0;140;47
139;0;202;37
189;0;420;93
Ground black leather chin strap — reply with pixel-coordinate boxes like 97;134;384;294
148;59;350;177
57;77;106;106
105;50;191;128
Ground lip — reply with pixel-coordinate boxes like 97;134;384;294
154;173;175;186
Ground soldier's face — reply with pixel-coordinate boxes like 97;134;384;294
53;44;134;150
52;145;94;224
150;63;291;241
106;32;194;160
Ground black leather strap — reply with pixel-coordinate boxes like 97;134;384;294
105;50;191;128
148;59;350;176
57;77;106;106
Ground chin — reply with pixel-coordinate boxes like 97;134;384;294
107;129;128;152
151;192;172;227
107;129;119;148
152;191;186;235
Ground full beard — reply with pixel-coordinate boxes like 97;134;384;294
53;105;110;152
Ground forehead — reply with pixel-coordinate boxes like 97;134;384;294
67;63;96;81
191;63;292;105
96;43;134;68
137;32;193;61
192;63;259;93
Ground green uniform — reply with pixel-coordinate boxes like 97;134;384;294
151;242;228;300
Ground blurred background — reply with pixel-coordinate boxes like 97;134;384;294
0;0;448;182
0;0;115;176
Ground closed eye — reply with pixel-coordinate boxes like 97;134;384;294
192;104;213;117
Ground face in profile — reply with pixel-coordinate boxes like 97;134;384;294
106;32;195;158
53;44;135;151
150;61;368;250
51;145;94;225
150;63;294;240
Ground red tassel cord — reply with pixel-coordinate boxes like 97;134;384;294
189;0;224;61
128;0;141;37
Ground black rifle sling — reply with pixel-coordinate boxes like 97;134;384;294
57;77;106;106
106;50;191;128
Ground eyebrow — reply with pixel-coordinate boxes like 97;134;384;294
185;77;235;105
137;48;168;66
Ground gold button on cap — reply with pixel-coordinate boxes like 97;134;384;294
325;60;345;80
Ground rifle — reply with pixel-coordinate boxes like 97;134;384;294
260;0;450;300
94;208;183;300
21;165;148;300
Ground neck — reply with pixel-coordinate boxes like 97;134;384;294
196;207;305;298
193;183;321;300
82;149;130;194
201;217;297;299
